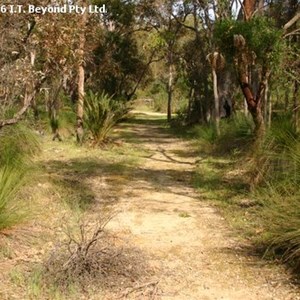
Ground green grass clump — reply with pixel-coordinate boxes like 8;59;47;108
0;124;39;230
0;124;40;167
0;166;27;230
257;190;300;271
251;119;300;270
84;91;129;145
191;113;300;271
187;114;253;155
214;115;253;154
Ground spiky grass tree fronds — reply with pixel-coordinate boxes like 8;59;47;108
0;166;27;230
260;190;300;271
253;120;300;270
84;91;128;145
252;117;300;190
0;124;39;230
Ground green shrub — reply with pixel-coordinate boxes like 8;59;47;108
215;115;254;154
190;114;253;155
84;91;129;145
191;113;300;270
193;124;218;144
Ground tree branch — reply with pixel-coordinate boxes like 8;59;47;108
171;13;197;32
0;101;32;129
0;76;46;129
284;12;300;31
283;28;300;38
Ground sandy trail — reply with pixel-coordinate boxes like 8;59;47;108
104;112;299;300
0;112;298;300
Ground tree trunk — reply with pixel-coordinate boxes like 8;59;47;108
76;5;87;144
263;78;269;123
167;64;174;122
167;54;174;122
293;81;299;132
0;80;44;129
242;86;265;136
268;93;272;128
239;79;266;139
212;68;220;135
234;34;269;140
49;79;63;141
187;87;194;124
244;98;248;116
0;52;46;130
243;0;256;20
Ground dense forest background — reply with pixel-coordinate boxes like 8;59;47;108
0;0;300;297
1;0;299;137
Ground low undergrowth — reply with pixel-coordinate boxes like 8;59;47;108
26;214;154;299
184;115;300;273
1;119;155;299
84;91;130;145
0;124;40;231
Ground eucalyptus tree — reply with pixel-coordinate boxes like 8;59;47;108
142;0;185;121
90;0;153;102
214;0;299;140
170;0;237;125
0;10;40;129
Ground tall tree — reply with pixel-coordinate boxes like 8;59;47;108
76;2;88;144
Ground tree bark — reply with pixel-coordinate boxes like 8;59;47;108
234;34;269;140
263;78;271;128
293;81;299;132
167;62;174;122
243;0;256;20
212;67;220;135
49;79;63;141
268;93;272;128
187;87;194;124
239;80;265;138
76;4;87;144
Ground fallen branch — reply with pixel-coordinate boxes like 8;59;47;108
119;280;159;299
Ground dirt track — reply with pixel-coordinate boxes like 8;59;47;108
0;111;299;300
104;111;299;299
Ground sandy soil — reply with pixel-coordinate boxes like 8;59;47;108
0;111;299;300
103;111;300;299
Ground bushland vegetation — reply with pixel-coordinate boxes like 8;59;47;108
0;0;299;293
